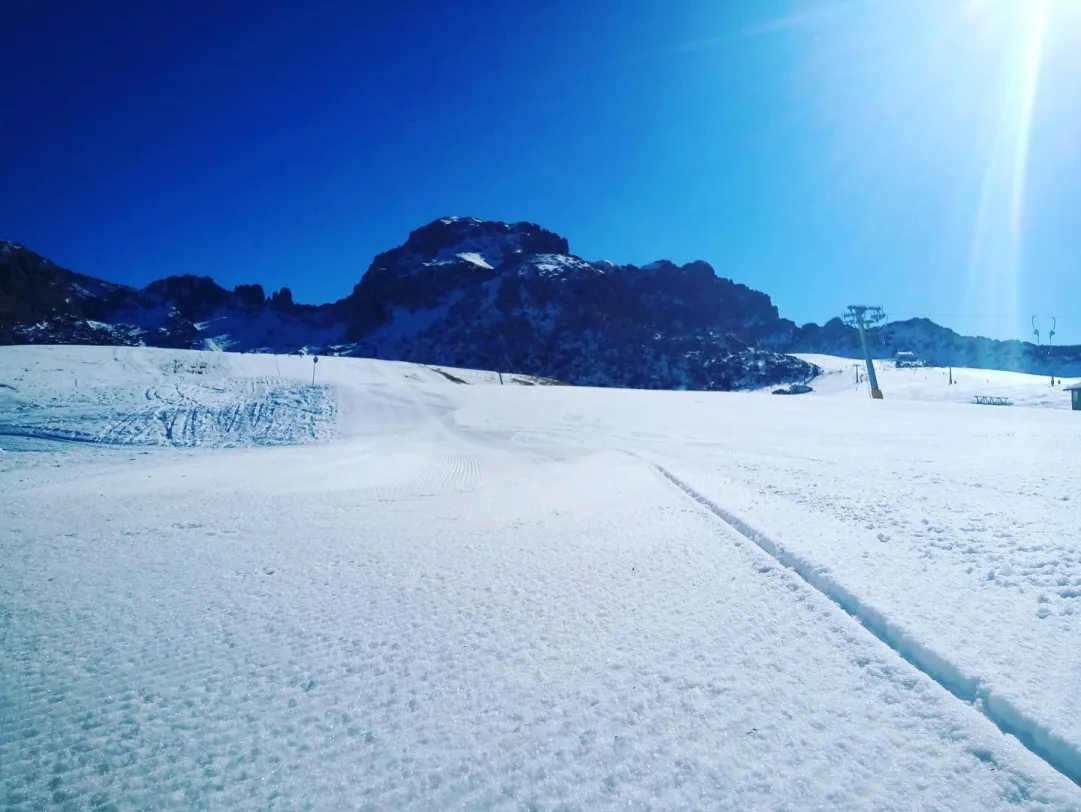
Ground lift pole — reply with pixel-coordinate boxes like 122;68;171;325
843;305;886;400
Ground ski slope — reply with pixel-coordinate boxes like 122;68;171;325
795;353;1076;409
3;346;1081;810
0;345;544;451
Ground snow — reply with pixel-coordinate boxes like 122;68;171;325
414;224;543;272
2;346;1081;810
794;354;1075;409
360;294;465;350
456;251;493;269
527;253;600;278
109;302;347;354
0;346;337;448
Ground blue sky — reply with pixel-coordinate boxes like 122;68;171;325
3;0;1080;341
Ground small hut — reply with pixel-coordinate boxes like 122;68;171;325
1066;383;1081;411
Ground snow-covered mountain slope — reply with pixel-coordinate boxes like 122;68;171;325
0;345;561;449
6;219;1081;388
0;241;348;352
4;345;1081;808
4;347;1070;455
2;227;815;390
771;317;1081;378
789;354;1078;409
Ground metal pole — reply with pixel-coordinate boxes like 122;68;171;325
499;336;511;384
1049;317;1056;385
854;316;882;398
843;305;885;399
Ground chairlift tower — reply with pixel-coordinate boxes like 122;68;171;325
1032;315;1058;385
843;305;886;400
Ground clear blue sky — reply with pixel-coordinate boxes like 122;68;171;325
3;0;1080;341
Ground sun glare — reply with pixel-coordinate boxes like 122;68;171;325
964;0;1054;336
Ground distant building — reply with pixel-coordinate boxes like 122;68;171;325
1066;383;1081;411
894;350;924;369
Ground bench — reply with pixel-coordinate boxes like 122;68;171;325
973;395;1013;406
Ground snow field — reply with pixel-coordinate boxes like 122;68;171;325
4;449;1079;810
0;346;336;448
2;345;1081;809
0;345;523;452
795;353;1077;409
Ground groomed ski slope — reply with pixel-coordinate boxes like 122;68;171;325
2;345;1081;811
794;353;1076;409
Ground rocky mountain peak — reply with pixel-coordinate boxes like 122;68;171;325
141;275;231;319
143;274;227;298
340;217;815;389
386;217;571;272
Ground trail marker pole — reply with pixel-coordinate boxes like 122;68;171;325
843;305;886;399
1049;317;1057;385
499;335;511;385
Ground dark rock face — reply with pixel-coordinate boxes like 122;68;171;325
341;218;817;389
233;284;266;310
393;217;569;264
0;242;346;352
6;217;1076;388
140;275;232;319
0;241;130;338
269;287;298;312
345;217;571;336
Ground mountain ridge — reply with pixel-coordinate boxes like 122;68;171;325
3;221;1080;388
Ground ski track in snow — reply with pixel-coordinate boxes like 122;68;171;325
0;347;336;449
2;345;1081;810
646;459;1081;790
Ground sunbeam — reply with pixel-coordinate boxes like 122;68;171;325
965;0;1053;333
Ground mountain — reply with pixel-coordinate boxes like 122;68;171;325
0;240;348;352
0;225;817;390
762;316;1081;378
340;217;814;389
3;220;1080;388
